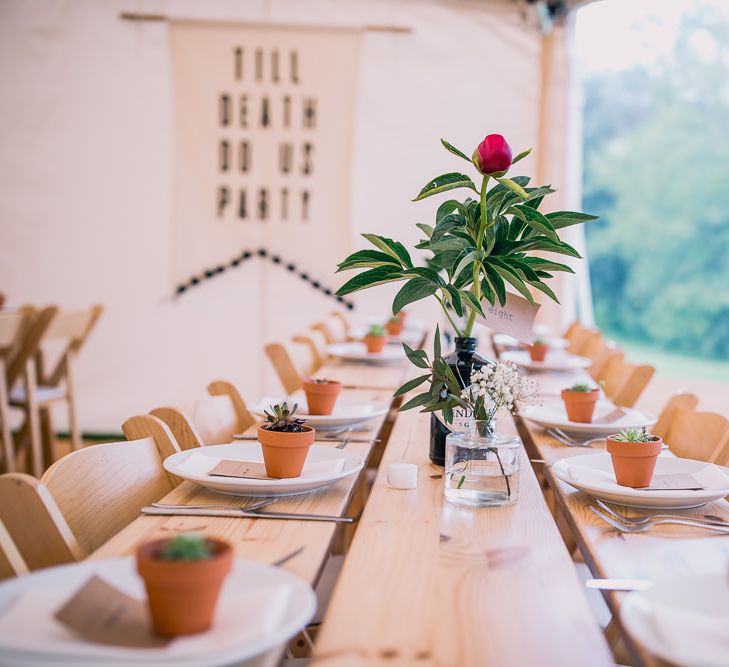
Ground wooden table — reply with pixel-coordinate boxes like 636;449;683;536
312;405;614;665
514;369;729;667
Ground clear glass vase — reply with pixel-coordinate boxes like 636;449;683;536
444;420;521;508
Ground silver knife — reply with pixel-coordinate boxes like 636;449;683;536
141;506;354;523
586;578;653;591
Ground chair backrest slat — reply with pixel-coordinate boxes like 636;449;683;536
265;342;304;394
41;419;178;555
665;408;729;463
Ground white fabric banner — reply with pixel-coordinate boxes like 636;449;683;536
169;21;361;288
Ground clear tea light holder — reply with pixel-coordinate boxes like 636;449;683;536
444;419;522;508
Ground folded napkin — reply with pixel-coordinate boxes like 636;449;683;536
177;451;344;480
649;598;729;666
0;578;290;660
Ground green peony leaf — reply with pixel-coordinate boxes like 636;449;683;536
528;279;559;303
393;277;439;314
545;211;599;229
511;148;532;165
399;391;433;411
494;177;530;200
415;223;434;238
413;172;477;201
460;289;486;316
440;138;471;163
336;249;401;272
335;266;404;296
509;205;559;241
488;259;535;304
361;233;413;267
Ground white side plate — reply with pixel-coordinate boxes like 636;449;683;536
552;453;729;509
164;443;364;497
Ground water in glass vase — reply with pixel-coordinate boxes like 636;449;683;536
444;430;521;508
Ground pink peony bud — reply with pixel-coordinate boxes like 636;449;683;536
472;134;512;175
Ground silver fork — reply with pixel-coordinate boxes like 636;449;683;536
547;428;600;448
594;499;729;528
589;506;729;534
152;498;277;512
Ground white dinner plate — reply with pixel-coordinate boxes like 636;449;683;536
552;453;729;509
249;396;389;431
501;349;591;372
493;333;569;350
164;443;364;497
326;342;406;365
621;574;729;667
0;557;316;666
520;399;656;436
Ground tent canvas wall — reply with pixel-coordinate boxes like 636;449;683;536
0;0;580;432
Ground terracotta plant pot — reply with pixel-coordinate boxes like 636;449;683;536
363;335;386;353
303;379;342;416
136;538;232;637
258;424;315;478
560;388;600;423
526;343;549;362
396;310;407;323
385;319;404;336
606;435;663;488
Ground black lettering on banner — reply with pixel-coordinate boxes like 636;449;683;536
219;93;230;126
271;50;280;83
239;141;250;173
301;190;310;221
279;143;293;174
261;96;270;127
301;142;313;175
219;140;230;172
217;186;230;217
281;187;289;220
239;95;248;128
234;47;243;80
283;95;291;128
290;51;300;84
238;190;247;219
255;49;263;81
258;188;268;220
303;98;317;129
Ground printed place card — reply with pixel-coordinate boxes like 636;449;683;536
208;460;272;480
55;576;168;648
476;291;540;344
643;473;704;491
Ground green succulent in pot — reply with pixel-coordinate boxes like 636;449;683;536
607;426;663;489
258;402;315;479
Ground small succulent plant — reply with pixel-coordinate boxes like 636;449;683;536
532;338;546;346
263;402;308;432
159;533;212;561
611;426;657;443
367;324;386;337
388;316;400;323
568;382;597;392
311;378;334;384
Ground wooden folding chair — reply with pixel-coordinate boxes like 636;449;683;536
578;331;605;360
264;342;309;394
330;310;351;338
292;332;326;372
589;347;623;383
610;364;655;408
0;414;180;566
0;519;28;580
0;309;34;473
312;315;348;345
652;392;699;440
563;320;585;343
151;380;257;448
567;327;599;355
663;408;729;464
10;305;103;472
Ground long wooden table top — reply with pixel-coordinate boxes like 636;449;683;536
89;359;409;587
514;369;729;667
312;403;614;665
